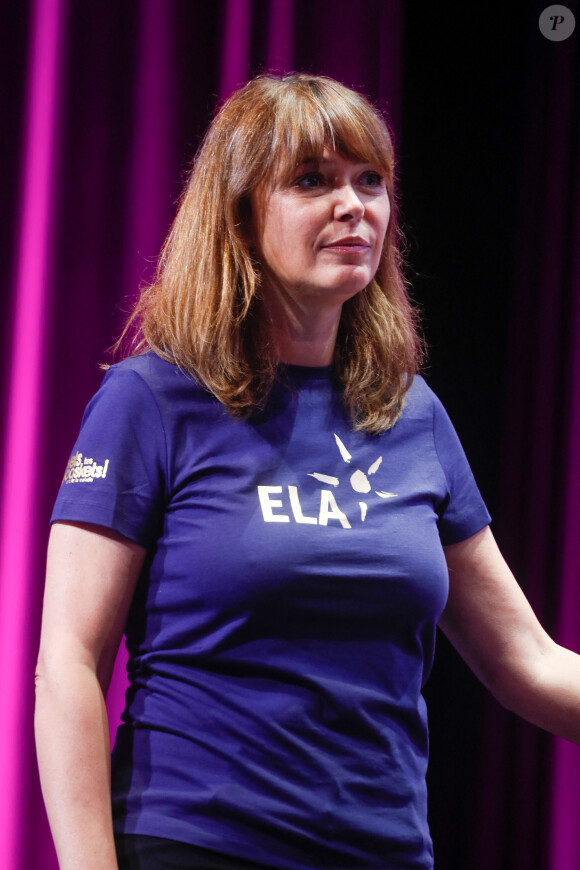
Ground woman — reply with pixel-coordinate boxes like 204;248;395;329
35;74;580;870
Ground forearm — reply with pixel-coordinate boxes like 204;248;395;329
496;640;580;745
442;527;580;745
35;662;119;870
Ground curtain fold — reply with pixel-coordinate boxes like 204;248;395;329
220;0;253;98
0;0;66;866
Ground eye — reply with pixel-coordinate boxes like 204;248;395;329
294;171;326;190
359;170;384;188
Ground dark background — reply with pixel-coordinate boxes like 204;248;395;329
402;7;530;867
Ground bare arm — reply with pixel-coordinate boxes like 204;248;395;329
440;525;580;743
35;521;146;870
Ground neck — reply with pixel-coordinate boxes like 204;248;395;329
260;287;342;367
269;322;338;366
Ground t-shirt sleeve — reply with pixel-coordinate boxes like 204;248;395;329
50;367;167;546
431;393;491;546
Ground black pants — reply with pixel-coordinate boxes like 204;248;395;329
115;834;273;870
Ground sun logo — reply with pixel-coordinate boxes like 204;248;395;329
308;434;398;522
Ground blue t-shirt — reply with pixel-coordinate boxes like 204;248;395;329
51;352;490;869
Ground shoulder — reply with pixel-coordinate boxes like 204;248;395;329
397;375;466;466
98;352;207;407
78;353;193;438
398;374;441;423
106;351;190;388
405;373;433;403
97;353;231;442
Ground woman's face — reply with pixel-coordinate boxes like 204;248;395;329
252;149;391;313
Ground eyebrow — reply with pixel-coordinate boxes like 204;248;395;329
294;157;321;170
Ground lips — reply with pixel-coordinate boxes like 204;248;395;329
322;236;371;252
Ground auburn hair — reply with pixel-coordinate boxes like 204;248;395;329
118;73;423;433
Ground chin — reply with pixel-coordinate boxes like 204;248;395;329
330;277;370;300
330;267;373;292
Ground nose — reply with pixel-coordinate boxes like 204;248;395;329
333;184;364;222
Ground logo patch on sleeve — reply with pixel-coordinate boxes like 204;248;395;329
62;451;110;484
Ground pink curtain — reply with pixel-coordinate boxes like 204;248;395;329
0;0;67;866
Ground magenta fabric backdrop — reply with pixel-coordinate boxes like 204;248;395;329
1;2;579;868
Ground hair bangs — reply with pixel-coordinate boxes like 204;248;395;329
266;77;394;186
